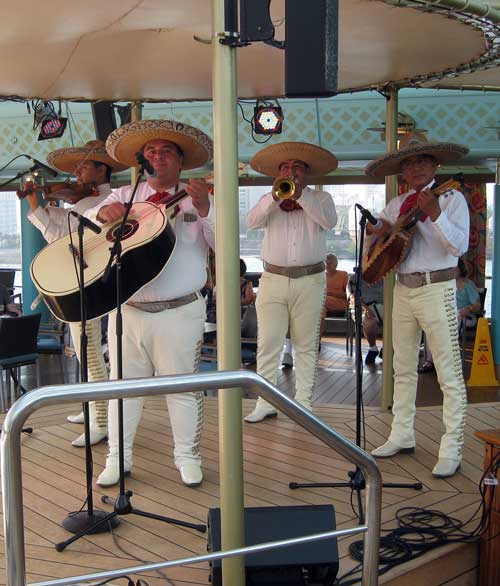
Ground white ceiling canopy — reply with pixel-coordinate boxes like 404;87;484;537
0;0;498;101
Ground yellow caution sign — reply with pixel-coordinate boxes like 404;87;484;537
467;317;500;387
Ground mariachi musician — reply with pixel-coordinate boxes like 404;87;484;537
365;132;470;478
22;140;128;447
86;119;214;488
244;141;338;423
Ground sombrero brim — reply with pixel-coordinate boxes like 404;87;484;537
365;142;469;177
47;147;128;174
250;142;338;177
106;120;213;170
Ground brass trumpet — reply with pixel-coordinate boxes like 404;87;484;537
272;176;297;200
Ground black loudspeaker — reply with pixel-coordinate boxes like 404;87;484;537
91;101;117;142
285;0;338;98
207;505;339;586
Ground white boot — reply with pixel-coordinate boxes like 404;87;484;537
72;400;108;447
97;456;131;487
177;462;203;487
67;412;84;424
244;398;278;423
96;397;144;486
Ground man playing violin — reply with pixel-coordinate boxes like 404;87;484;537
365;132;470;478
23;139;128;448
86;119;214;488
244;142;338;423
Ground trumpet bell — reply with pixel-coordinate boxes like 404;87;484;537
272;176;296;200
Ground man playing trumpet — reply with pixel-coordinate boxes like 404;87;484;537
244;141;338;423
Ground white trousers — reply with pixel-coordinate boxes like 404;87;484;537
69;320;108;431
106;297;206;468
255;271;326;407
390;280;467;460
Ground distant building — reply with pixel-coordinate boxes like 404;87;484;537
0;192;18;236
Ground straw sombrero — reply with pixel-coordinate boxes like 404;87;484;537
105;119;213;170
250;141;338;177
365;132;469;177
47;140;128;173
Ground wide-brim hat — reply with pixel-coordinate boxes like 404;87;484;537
47;140;128;173
105;119;213;170
365;132;468;177
250;141;338;177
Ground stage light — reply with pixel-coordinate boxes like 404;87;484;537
32;100;67;141
253;103;283;135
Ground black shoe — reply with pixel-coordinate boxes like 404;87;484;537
365;349;379;365
379;347;383;360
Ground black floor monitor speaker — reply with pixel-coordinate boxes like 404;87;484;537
207;505;339;586
285;0;338;98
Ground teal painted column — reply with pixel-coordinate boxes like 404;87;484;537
492;162;500;370
20;197;50;320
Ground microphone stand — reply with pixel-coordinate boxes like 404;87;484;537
60;217;118;538
56;161;206;552
289;213;422;524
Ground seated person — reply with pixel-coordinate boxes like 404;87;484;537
325;253;349;314
419;258;481;372
348;274;384;365
240;259;255;306
0;283;19;316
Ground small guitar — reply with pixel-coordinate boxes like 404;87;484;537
30;202;176;323
361;178;462;285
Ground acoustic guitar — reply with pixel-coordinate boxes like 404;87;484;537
361;178;462;285
30;202;176;323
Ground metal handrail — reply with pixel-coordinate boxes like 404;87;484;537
1;370;382;586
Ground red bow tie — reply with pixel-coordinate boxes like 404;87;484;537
147;191;173;205
398;191;428;222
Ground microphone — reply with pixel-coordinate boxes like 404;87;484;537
355;203;379;226
135;152;156;176
69;211;102;234
24;155;58;178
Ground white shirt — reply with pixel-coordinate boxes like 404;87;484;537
87;181;215;302
28;183;112;244
247;186;337;267
378;180;470;274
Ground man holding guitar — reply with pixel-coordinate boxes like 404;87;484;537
23;140;128;448
88;119;214;488
365;133;470;478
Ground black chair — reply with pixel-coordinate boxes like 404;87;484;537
0;269;15;295
0;313;42;411
324;307;354;356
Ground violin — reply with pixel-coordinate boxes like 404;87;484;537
17;181;99;204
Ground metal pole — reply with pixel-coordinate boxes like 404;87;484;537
491;159;500;375
212;1;245;585
381;86;398;410
130;101;142;184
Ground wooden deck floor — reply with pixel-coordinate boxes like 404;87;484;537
1;338;498;585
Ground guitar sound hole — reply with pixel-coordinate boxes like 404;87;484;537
106;220;139;243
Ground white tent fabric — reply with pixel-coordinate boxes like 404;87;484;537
0;0;495;101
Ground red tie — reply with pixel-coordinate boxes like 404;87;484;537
398;191;428;222
147;191;171;205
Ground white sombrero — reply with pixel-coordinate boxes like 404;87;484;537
47;139;128;173
105;119;213;170
250;141;338;177
365;132;469;177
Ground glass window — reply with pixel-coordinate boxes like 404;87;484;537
0;191;21;269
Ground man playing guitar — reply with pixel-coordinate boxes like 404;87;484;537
87;119;214;488
365;133;470;478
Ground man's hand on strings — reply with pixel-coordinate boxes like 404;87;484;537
417;188;441;222
187;179;210;218
97;203;131;223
